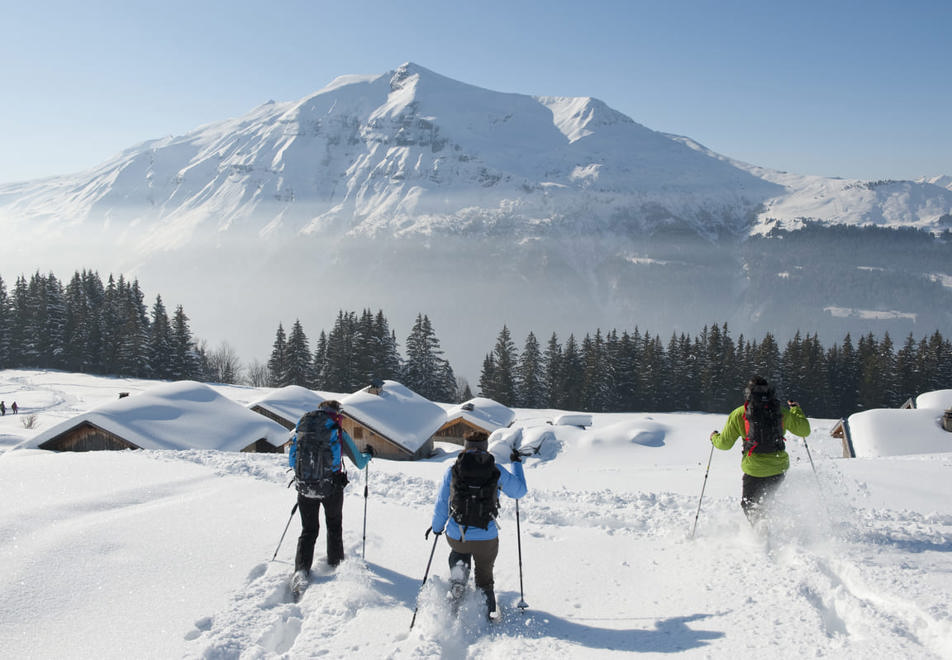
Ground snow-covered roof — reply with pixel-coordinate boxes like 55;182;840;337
28;381;289;451
552;413;593;428
340;380;447;453
443;397;515;431
845;408;952;458
247;385;326;424
916;389;952;411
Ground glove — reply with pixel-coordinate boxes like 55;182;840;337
364;445;375;458
425;526;443;540
787;400;799;409
510;449;523;463
710;430;719;443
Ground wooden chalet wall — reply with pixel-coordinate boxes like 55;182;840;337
241;438;282;453
38;422;139;452
432;418;487;446
340;417;433;461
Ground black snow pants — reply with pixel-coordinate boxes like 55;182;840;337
295;487;345;572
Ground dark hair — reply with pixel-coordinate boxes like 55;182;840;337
463;430;489;445
318;399;342;411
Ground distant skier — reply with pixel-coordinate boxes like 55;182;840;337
0;401;5;416
710;375;810;524
427;431;527;618
288;400;372;597
10;402;17;414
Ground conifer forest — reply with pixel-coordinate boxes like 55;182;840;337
2;271;950;420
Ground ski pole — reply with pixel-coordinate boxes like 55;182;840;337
800;434;821;486
690;444;715;539
409;532;441;630
515;498;529;611
271;502;299;561
361;463;369;560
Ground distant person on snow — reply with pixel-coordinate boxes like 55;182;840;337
710;375;810;524
10;402;17;414
0;401;5;416
427;430;527;618
289;400;372;588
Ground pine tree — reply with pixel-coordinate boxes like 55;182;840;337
488;325;518;406
148;295;173;380
323;311;357;391
559;334;584;410
116;279;150;377
478;353;497;399
309;330;328;389
170;305;199;379
403;314;455;401
581;330;611;412
375;310;402;381
516;331;544;408
665;332;693;412
81;271;106;373
267;323;289;387
542;333;562;408
0;276;9;368
284;320;311;387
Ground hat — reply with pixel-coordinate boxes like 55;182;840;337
463;431;489;452
744;376;775;402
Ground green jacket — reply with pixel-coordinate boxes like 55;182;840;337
711;404;811;477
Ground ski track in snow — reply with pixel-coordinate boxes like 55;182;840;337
169;450;952;659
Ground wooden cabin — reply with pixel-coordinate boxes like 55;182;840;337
830;418;855;458
36;420;279;453
433;398;515;446
339;380;446;461
30;381;288;454
339;414;434;461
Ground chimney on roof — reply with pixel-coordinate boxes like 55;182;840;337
943;408;952;433
369;379;384;396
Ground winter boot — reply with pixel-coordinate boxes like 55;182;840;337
290;569;310;600
483;588;497;620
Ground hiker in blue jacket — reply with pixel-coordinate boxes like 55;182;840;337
289;400;372;577
427;431;527;617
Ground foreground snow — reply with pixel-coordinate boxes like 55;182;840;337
1;370;951;659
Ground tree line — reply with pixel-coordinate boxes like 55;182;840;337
2;270;949;418
478;323;952;418
0;271;204;380
265;310;461;403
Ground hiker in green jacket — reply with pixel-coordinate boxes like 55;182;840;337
710;375;811;523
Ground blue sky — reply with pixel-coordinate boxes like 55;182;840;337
1;0;949;184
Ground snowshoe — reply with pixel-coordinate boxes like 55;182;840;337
447;581;465;615
290;569;310;601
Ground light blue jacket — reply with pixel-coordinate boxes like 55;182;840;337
289;416;371;473
430;451;527;541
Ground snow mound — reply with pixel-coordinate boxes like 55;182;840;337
847;408;952;458
577;420;667;449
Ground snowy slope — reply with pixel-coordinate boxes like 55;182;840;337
2;369;951;659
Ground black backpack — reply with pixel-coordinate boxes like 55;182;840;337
293;409;346;499
450;450;500;532
743;387;786;455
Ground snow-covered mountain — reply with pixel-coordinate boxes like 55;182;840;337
1;63;950;375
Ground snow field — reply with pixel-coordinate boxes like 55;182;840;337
2;371;951;658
